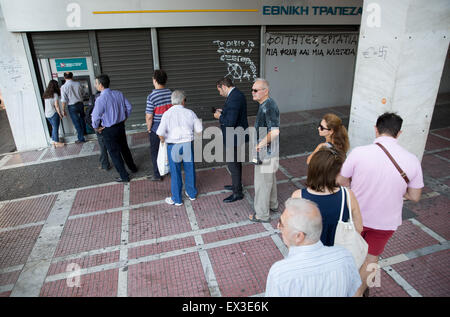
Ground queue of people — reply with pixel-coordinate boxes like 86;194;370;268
42;70;424;298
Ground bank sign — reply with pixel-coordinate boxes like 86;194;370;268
1;0;363;31
55;58;88;72
262;5;362;16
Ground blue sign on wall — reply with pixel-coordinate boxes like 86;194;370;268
55;58;88;71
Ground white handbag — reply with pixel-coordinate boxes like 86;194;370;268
334;186;368;268
156;141;170;176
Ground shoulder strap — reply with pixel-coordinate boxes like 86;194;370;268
339;187;354;224
375;142;410;184
339;186;345;222
345;187;353;223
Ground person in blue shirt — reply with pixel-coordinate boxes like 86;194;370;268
86;91;111;171
92;74;138;182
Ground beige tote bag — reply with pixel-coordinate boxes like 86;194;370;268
334;186;368;268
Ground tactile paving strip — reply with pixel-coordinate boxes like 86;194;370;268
0;195;57;228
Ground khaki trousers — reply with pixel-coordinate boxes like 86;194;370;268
254;161;278;221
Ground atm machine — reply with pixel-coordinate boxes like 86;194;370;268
38;56;97;143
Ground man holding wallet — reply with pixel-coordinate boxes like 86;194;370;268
214;77;249;203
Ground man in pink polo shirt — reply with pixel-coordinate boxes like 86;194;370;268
338;112;424;297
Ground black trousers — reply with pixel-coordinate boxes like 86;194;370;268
101;121;136;180
226;146;243;194
95;130;111;169
149;131;161;178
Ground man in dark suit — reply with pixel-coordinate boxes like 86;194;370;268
214;77;249;203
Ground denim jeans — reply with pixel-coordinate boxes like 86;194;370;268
167;142;197;204
47;113;60;142
68;102;86;142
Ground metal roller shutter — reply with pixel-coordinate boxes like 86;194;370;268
96;29;154;128
158;26;260;121
30;31;91;59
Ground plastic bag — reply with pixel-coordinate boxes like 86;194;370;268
157;141;170;176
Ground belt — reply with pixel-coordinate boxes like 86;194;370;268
104;120;125;129
68;101;84;106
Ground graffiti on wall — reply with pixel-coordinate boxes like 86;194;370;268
213;40;258;82
265;33;359;57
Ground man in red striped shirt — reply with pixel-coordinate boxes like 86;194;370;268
145;70;172;181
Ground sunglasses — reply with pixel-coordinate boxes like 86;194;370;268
318;124;331;131
251;88;266;93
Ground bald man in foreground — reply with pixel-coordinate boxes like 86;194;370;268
265;198;361;297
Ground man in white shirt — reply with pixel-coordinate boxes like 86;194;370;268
265;198;361;297
60;72;86;143
157;90;203;206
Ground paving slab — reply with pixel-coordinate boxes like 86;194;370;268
0;106;448;298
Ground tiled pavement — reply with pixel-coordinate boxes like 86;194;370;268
0;108;449;297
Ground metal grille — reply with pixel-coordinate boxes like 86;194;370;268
30;31;91;58
158;26;261;121
96;29;154;128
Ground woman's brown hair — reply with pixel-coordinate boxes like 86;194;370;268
323;113;349;154
306;147;345;193
42;80;60;99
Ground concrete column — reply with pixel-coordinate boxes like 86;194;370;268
0;5;48;151
348;0;449;160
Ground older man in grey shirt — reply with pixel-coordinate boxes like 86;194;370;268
61;72;86;143
249;78;280;223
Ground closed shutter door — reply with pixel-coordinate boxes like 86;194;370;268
30;31;91;58
158;26;260;121
96;29;154;128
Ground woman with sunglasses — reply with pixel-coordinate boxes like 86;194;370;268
307;113;349;164
292;147;363;246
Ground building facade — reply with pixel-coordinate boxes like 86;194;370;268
0;0;448;153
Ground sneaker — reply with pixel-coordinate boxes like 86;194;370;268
185;191;196;201
165;197;183;206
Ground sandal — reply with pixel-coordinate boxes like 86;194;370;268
55;142;65;148
249;213;270;223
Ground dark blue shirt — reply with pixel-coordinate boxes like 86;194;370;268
301;187;350;246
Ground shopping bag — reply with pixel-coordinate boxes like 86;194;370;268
157;141;170;176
